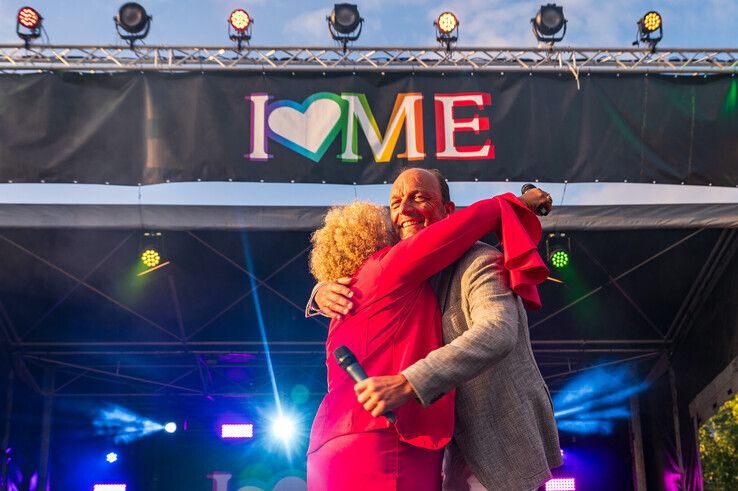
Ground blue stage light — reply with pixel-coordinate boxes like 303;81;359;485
164;422;177;433
93;405;165;444
106;452;118;463
552;363;649;435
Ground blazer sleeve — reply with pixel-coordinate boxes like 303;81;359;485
401;248;519;406
374;196;506;295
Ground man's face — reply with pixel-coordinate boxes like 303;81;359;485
389;169;449;240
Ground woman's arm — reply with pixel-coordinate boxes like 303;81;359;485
377;193;532;291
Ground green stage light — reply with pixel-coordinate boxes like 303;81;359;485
546;232;571;269
550;249;569;268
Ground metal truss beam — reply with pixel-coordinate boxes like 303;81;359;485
543;352;661;382
530;229;705;331
0;45;736;74
666;229;738;346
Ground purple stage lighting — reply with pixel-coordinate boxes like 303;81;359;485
546;478;576;491
221;423;254;439
93;485;127;491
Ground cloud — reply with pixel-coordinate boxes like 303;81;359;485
283;7;330;45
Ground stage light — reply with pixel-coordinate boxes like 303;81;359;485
642;11;661;32
229;9;251;30
16;7;42;48
106;452;118;463
115;2;151;47
228;9;253;50
140;248;160;268
94;486;127;491
270;414;297;443
221;423;254;439
164;422;177;433
553;364;648;436
17;7;40;28
436;12;457;34
327;3;364;51
138;231;170;274
94;405;168;443
531;4;567;45
635;11;663;52
434;12;459;50
546;232;571;269
550;250;569;268
546;478;576;491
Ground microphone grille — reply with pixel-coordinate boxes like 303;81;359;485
333;345;356;369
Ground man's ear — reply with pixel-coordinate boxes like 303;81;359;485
444;201;456;215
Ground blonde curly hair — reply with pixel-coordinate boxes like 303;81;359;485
310;201;397;283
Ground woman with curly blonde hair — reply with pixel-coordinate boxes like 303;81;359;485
307;189;549;490
309;201;396;284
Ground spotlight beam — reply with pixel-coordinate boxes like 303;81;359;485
241;233;282;413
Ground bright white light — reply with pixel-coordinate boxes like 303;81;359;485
105;452;118;463
93;485;127;491
164;422;177;433
546;478;576;491
221;423;254;439
270;414;297;443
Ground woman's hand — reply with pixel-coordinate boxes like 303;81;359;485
518;187;553;216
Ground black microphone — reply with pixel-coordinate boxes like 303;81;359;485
334;345;396;424
521;183;550;217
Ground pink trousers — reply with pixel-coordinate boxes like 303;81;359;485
307;428;444;491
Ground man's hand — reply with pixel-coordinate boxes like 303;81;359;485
354;375;415;417
315;277;355;319
518;187;553;216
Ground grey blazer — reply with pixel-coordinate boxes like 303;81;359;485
402;242;562;490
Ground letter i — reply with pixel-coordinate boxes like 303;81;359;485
246;93;270;161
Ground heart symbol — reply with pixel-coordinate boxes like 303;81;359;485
267;93;344;162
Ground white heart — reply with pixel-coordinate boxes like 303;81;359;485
268;98;342;154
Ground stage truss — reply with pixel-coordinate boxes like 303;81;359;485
0;44;737;73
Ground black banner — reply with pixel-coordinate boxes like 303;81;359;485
1;71;736;186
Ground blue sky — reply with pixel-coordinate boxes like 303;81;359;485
0;0;735;48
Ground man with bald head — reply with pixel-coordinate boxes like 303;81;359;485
308;168;561;490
